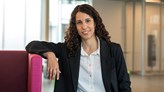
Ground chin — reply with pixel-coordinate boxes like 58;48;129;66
81;36;92;40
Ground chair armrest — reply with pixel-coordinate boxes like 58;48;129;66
28;54;42;92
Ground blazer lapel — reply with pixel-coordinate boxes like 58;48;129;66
100;39;114;92
69;47;81;91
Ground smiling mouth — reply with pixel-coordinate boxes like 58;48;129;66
82;30;89;35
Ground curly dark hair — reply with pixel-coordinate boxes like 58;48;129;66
64;4;111;57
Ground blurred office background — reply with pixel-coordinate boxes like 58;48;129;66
0;0;164;92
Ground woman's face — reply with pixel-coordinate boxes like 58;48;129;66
75;12;96;41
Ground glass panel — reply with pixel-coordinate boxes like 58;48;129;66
161;4;164;71
2;0;41;50
49;0;60;42
126;1;163;74
145;3;161;72
0;0;4;49
4;0;25;50
126;1;142;73
126;2;134;71
134;2;142;73
25;0;41;44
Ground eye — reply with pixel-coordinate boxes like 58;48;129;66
76;20;82;25
85;19;91;23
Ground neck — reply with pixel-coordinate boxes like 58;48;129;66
82;37;98;55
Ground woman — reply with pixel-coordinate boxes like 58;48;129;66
26;4;131;92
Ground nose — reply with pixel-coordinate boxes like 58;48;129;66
81;23;87;29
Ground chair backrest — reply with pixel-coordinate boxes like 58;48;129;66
0;50;42;92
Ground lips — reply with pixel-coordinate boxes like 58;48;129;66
82;30;90;35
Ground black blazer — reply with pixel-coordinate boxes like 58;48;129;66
26;38;131;92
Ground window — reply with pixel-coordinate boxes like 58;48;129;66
0;0;41;50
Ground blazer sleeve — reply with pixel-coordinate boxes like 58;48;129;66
110;43;131;92
25;40;64;58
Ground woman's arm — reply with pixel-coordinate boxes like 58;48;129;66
25;41;61;80
43;52;60;80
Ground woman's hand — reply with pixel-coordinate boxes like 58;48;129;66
44;52;61;80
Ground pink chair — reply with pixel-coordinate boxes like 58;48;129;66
0;50;42;92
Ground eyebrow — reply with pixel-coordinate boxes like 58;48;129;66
76;18;92;21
